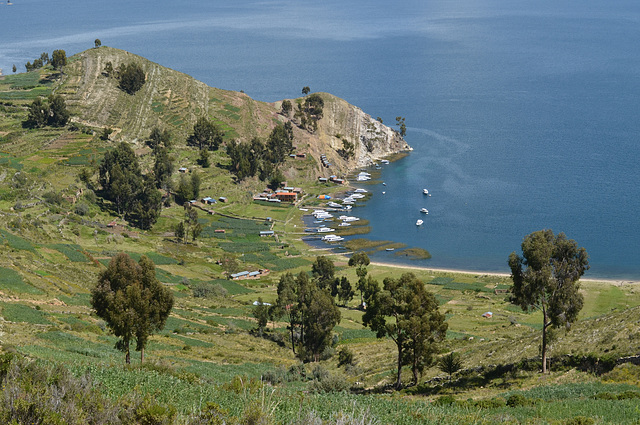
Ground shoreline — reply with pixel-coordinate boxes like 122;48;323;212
369;261;640;286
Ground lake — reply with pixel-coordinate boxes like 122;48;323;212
1;0;639;279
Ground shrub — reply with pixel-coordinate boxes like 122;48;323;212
564;417;594;425
135;397;177;425
434;395;457;406
338;346;355;368
474;398;506;409
309;372;349;393
507;393;535;407
593;392;617;400
118;62;146;94
616;390;640;400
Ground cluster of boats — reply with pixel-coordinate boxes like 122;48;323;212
416;188;431;225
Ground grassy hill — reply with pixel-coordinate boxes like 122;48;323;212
0;48;639;424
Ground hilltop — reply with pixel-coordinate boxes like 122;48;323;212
62;46;409;171
0;48;639;424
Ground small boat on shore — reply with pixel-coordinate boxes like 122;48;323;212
381;159;390;164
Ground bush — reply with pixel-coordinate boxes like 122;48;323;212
135;397;177;425
434;395;457;406
474;398;506;409
337;346;355;368
118;62;146;94
616;390;640;400
564;417;594;425
309;372;349;393
506;393;535;407
74;202;90;216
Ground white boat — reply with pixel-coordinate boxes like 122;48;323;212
381;159;390;164
351;193;365;199
423;189;429;195
382;191;386;195
327;202;341;208
342;216;360;222
356;175;371;181
339;222;351;227
416;219;424;226
323;235;344;242
354;188;368;193
420;208;429;214
385;247;395;251
317;227;335;233
382;182;386;186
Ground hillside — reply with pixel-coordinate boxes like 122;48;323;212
62;46;409;173
0;48;639;424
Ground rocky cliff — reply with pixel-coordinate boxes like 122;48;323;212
62;47;410;175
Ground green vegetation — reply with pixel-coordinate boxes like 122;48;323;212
0;46;638;425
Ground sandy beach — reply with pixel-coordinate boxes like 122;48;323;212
369;261;640;286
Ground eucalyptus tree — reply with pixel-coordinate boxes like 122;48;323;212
363;273;447;388
508;229;589;373
91;253;174;364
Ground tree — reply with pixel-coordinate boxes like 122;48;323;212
91;253;174;364
174;221;186;242
276;272;298;354
98;142;142;215
363;273;447;388
153;147;174;190
118;62;146;94
12;64;16;73
266;122;294;164
198;148;210;168
95;39;102;48
47;94;69;127
24;97;49;128
303;288;340;362
508;229;589;373
337;138;355;160
147;127;171;150
131;175;162;230
297;94;324;132
312;256;336;291
51;49;67;72
23;95;69;128
281;99;292;115
253;297;270;336
302;86;310;95
349;251;370;308
104;61;114;77
188;117;223;150
438;352;463;382
395;116;406;137
337;276;354;306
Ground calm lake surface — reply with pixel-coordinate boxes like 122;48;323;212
2;0;639;279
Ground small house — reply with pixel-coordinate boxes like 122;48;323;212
178;167;188;173
482;312;493;318
201;197;216;204
260;230;275;237
276;192;297;202
318;177;328;183
218;197;227;203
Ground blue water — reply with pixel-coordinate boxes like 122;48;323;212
2;0;639;279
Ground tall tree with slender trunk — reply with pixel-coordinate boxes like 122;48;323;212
91;253;174;364
363;273;447;388
508;229;589;373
